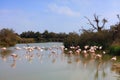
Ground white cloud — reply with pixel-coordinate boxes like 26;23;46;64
48;3;80;17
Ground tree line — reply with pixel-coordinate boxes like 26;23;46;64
19;30;68;43
0;29;68;46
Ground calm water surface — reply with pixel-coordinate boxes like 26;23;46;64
0;42;120;80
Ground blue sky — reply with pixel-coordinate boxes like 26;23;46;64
0;0;120;34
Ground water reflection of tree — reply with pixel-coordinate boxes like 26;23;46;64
67;56;72;64
94;60;108;80
111;63;120;80
0;50;12;61
94;69;98;80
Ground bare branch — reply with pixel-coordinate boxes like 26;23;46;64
84;14;108;32
94;14;99;23
79;26;88;33
117;14;120;24
84;16;97;30
101;18;107;28
94;14;99;28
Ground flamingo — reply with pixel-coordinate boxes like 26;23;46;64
103;51;106;54
1;47;7;50
83;50;87;54
64;48;68;51
68;50;73;56
111;56;117;61
96;54;102;59
99;46;102;50
11;53;18;61
15;47;21;50
75;49;81;55
84;45;89;49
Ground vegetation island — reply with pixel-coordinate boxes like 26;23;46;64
0;14;120;55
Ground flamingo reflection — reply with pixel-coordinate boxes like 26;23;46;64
11;60;16;69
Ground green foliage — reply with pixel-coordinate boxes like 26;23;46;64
79;31;94;48
110;23;120;43
0;28;18;47
18;38;35;43
108;23;120;55
78;30;112;49
64;32;79;48
20;30;67;42
20;31;35;38
109;45;120;55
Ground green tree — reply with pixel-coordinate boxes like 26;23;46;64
110;15;120;44
0;28;18;47
64;32;79;48
42;30;49;41
20;31;35;38
34;31;42;42
57;33;68;42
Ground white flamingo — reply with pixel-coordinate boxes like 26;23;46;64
1;47;7;50
11;53;18;61
96;54;102;59
15;47;21;50
111;56;117;61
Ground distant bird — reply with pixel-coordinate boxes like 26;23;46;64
99;46;102;50
11;53;18;61
83;50;87;54
15;47;21;50
103;51;106;54
111;56;117;61
1;47;7;50
84;45;89;49
75;49;81;55
96;54;102;59
68;50;73;56
64;48;68;51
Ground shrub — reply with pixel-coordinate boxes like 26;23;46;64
0;28;18;47
79;30;112;49
109;45;120;55
64;32;79;48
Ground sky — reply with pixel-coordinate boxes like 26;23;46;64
0;0;120;34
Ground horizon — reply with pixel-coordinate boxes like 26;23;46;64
0;0;120;34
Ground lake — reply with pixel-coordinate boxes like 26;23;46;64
0;42;120;80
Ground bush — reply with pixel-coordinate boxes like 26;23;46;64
109;45;120;55
79;30;112;49
18;38;35;43
0;28;18;47
64;32;79;48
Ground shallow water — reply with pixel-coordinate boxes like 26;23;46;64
0;42;120;80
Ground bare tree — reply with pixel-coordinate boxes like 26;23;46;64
117;14;120;24
85;14;107;32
